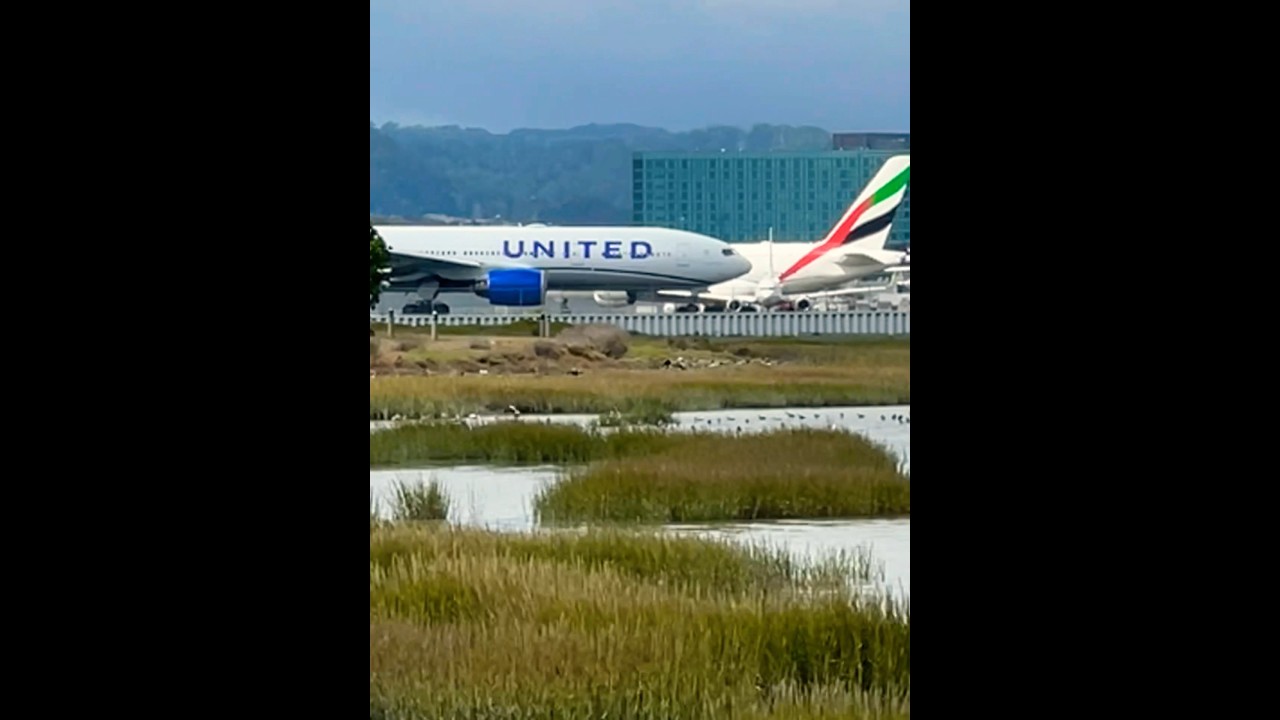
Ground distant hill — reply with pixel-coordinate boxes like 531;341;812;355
369;122;834;225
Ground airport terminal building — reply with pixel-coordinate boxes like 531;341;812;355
631;132;910;248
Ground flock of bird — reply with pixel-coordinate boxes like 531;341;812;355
685;410;909;425
376;408;910;435
677;410;909;434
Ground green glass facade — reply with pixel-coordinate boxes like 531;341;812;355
631;149;910;248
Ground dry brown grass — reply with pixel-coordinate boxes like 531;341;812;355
371;362;908;416
369;330;908;415
370;334;624;376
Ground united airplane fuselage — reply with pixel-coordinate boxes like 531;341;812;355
377;225;751;296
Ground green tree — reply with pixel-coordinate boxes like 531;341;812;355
370;225;390;309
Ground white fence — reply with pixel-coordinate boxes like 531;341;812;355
369;309;910;337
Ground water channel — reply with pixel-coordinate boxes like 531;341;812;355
371;405;910;599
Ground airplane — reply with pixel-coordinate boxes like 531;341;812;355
650;154;910;312
373;223;753;314
544;246;909;313
779;265;911;312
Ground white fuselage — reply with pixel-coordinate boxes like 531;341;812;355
376;225;752;293
704;241;897;302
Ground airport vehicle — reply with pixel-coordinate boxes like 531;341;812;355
653;154;910;312
375;224;752;314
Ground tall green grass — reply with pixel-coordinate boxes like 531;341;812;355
389;478;450;521
372;479;451;530
371;424;909;523
370;374;911;419
369;523;879;597
370;522;909;719
536;429;910;524
370;421;672;466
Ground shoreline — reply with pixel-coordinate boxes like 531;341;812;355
370;402;911;428
369;399;912;422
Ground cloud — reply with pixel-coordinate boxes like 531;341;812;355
370;0;909;131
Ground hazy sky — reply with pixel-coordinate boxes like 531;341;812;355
370;0;909;133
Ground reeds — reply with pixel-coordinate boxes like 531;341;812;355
388;477;450;521
369;522;909;719
371;424;909;523
535;429;910;524
370;421;672;466
372;479;451;530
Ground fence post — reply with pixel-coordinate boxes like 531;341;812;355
431;311;438;341
387;309;394;337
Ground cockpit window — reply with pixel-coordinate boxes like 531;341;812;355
721;248;735;256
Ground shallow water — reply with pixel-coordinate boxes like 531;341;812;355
370;464;559;531
372;404;910;598
371;460;911;600
666;518;910;599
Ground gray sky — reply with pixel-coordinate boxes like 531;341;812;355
370;0;909;133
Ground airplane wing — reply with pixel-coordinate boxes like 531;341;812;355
657;283;892;305
385;250;489;282
797;284;893;300
831;249;907;270
655;289;749;305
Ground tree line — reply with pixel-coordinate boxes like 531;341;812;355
370;121;835;224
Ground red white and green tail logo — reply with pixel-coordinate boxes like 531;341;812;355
778;160;910;281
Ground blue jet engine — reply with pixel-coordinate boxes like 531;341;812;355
473;268;547;307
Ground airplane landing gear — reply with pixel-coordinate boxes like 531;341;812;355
401;300;451;315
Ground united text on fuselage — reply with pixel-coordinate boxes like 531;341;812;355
500;239;653;260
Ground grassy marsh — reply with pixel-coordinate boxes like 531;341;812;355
369;522;909;719
370;421;670;466
370;334;909;418
536;429;910;524
372;478;451;529
371;424;909;523
389;478;450;521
